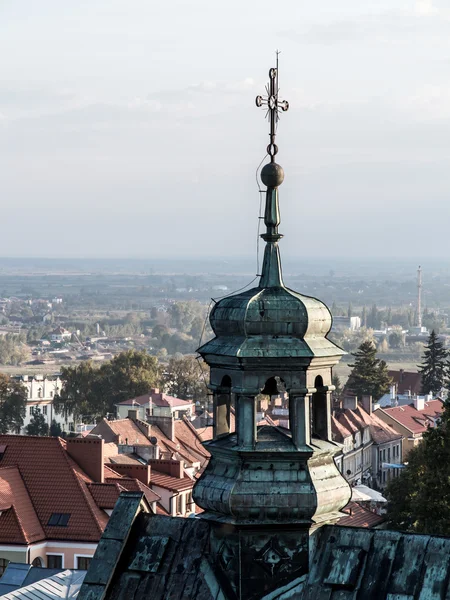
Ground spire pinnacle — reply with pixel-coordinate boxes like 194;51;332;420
256;55;289;288
255;51;289;162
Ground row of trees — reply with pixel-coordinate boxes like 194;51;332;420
0;350;209;435
341;330;449;403
54;350;209;422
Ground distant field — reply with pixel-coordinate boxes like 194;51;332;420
334;357;419;385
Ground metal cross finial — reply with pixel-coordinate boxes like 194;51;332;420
255;52;289;162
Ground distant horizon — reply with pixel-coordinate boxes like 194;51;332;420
2;1;450;259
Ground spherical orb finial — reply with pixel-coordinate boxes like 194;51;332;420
260;162;284;188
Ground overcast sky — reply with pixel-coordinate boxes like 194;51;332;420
1;0;450;260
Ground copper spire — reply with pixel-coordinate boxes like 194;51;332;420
256;55;289;288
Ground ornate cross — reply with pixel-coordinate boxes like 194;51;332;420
255;54;289;162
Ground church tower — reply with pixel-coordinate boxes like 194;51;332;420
193;60;351;599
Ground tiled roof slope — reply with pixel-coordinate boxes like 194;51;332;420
0;435;107;542
346;406;402;443
116;391;193;408
94;419;153;446
381;399;443;434
388;370;422;395
0;467;45;544
92;417;210;467
337;502;385;528
104;477;160;504
150;471;194;492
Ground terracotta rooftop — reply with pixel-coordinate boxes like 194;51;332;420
91;417;209;468
337;502;385;528
0;435;108;543
94;419;153;446
0;467;45;544
380;399;443;434
116;389;193;409
104;477;160;505
0;435;160;546
345;406;402;444
388;369;422;395
150;470;194;492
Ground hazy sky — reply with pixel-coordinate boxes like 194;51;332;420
2;0;450;260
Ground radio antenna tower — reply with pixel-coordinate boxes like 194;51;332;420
417;265;422;328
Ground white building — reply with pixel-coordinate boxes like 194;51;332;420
12;375;75;434
115;388;194;421
49;327;72;342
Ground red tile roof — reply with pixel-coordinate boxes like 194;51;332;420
105;477;160;504
88;482;123;509
381;399;443;434
0;435;108;542
338;502;385;528
97;419;153;446
0;467;45;544
344;407;402;444
116;391;193;409
332;405;402;445
388;370;422;395
150;470;194;492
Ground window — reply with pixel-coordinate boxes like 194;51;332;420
47;555;63;569
76;557;92;570
388;448;391;461
383;449;386;461
47;513;71;526
0;558;9;576
32;557;42;567
379;450;382;462
43;405;47;416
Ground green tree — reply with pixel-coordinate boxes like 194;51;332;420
0;374;27;433
386;400;450;535
347;340;392;401
347;302;353;318
331;374;342;404
361;305;367;328
163;354;209;403
418;330;447;396
50;419;63;437
55;350;161;421
388;329;404;349
26;412;48;436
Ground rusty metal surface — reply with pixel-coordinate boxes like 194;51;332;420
79;499;450;600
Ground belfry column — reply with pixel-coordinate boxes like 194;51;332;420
213;387;231;438
289;391;311;448
236;394;256;448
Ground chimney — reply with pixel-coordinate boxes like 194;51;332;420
399;369;404;383
361;395;373;415
134;444;160;461
147;415;175;441
150;388;159;395
66;438;104;483
107;463;151;485
414;396;425;411
343;396;358;411
148;458;183;478
128;409;138;421
390;384;396;400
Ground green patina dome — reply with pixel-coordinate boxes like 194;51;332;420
198;284;343;360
